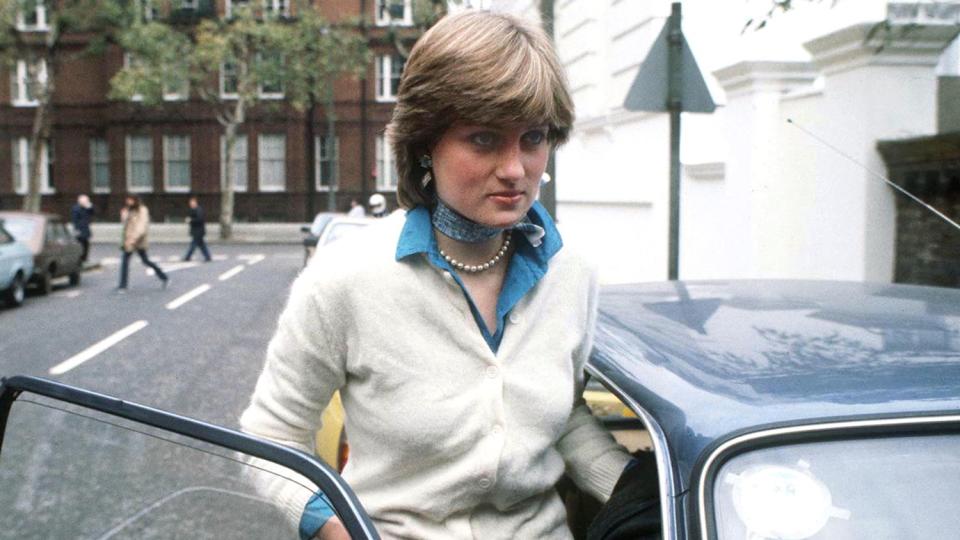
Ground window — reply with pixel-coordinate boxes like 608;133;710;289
258;134;285;192
225;0;250;18
264;0;288;17
163;135;191;192
11;59;45;107
16;0;48;31
126;135;153;192
221;62;239;98
315;136;339;190
375;0;411;26
11;138;53;194
90;138;110;193
163;72;189;101
375;134;397;191
180;0;197;9
142;0;159;21
375;54;404;102
220;135;248;192
257;54;284;99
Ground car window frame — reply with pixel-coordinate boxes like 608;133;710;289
0;375;381;540
585;362;679;540
0;223;13;244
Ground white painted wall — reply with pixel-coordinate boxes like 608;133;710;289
553;0;960;284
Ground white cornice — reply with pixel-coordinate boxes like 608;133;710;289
804;21;960;76
713;60;819;99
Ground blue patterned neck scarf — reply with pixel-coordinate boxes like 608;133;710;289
431;198;546;248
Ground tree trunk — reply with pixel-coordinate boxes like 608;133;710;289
23;56;53;213
220;98;246;240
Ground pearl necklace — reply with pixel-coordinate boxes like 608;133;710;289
440;231;511;274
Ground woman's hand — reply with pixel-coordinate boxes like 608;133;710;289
313;516;350;540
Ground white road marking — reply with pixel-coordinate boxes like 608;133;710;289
165;284;211;310
164;255;181;262
100;257;119;266
218;265;245;281
53;290;82;299
49;320;149;375
212;254;228;261
238;254;266;265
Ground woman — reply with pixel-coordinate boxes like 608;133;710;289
117;195;168;291
240;10;632;539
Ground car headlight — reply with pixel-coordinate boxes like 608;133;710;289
723;460;850;539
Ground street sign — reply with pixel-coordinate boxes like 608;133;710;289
624;12;715;113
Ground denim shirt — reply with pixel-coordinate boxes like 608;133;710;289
395;200;563;352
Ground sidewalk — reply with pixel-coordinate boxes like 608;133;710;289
90;222;305;245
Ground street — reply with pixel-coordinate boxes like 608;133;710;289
0;243;310;539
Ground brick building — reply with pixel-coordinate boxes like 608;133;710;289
0;0;416;224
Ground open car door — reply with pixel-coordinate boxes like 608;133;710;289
0;375;379;539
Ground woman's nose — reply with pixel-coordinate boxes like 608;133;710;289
496;144;526;180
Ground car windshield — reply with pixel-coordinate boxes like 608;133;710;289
712;432;960;540
1;217;35;243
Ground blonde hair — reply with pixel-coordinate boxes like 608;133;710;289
387;10;574;209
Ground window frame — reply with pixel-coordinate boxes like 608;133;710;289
375;54;404;103
11;59;45;107
15;0;48;31
163;135;192;193
220;62;239;99
375;0;412;26
315;135;339;191
220;135;249;193
125;135;154;194
11;137;54;195
257;134;286;192
90;138;111;194
375;134;397;192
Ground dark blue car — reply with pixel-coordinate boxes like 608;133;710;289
2;280;959;539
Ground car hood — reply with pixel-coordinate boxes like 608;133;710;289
589;280;960;491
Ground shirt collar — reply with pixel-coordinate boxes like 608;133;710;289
395;201;562;262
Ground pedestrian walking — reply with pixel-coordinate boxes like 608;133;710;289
240;11;638;540
70;194;94;263
346;198;365;218
182;196;212;262
117;195;168;292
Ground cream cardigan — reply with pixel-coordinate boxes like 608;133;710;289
240;215;631;539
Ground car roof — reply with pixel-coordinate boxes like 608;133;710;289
589;280;960;490
0;211;60;222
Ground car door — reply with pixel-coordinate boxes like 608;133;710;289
0;376;379;539
42;220;65;277
0;226;15;289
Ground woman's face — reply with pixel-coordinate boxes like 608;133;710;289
430;122;549;228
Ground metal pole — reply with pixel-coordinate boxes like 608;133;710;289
326;82;337;212
306;99;317;219
667;2;682;280
539;0;557;220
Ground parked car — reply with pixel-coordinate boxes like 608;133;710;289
0;211;83;294
2;279;959;539
300;214;376;268
0;220;34;307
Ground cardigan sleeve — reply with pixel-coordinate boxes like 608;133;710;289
556;266;633;503
239;264;349;530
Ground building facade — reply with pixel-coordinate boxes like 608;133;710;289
552;0;960;285
0;0;421;224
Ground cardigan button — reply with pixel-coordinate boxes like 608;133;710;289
485;366;499;379
508;312;522;324
478;477;492;490
442;271;455;284
490;424;503;436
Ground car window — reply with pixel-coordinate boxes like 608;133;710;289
0;377;379;540
45;222;59;244
0;225;12;244
1;218;35;243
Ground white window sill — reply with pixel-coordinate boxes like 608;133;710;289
258;93;285;100
12;100;39;107
127;185;154;193
164;186;191;193
93;187;111;194
258;186;286;192
375;96;397;103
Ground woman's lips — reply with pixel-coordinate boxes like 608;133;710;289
488;191;524;205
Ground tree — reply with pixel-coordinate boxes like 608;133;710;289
110;1;368;238
281;3;368;215
0;0;122;212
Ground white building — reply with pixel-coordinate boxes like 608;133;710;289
549;0;960;284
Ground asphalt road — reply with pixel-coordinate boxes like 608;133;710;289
0;243;313;539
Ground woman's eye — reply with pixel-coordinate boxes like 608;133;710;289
522;130;547;146
470;132;497;147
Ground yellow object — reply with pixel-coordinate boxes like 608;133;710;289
314;391;345;469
